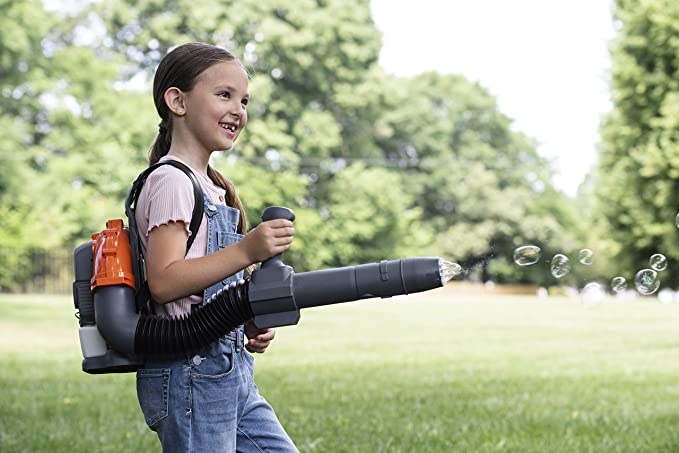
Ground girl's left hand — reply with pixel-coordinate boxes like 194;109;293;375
244;320;276;353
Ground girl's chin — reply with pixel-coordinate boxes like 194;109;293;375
218;137;235;149
213;132;238;150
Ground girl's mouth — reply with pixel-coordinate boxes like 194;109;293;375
219;122;237;138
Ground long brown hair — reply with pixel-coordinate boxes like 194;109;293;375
149;42;248;234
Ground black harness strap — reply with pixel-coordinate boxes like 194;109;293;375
125;160;205;312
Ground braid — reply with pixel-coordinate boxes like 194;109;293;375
149;120;172;165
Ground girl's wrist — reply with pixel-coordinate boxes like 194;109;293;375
233;239;255;266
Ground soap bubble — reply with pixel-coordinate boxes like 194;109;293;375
634;269;660;296
676;212;679;229
610;276;627;293
550;254;570;278
649;253;667;271
658;288;675;304
513;245;542;266
581;282;605;307
578;249;593;265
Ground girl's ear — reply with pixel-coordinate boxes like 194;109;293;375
164;87;186;116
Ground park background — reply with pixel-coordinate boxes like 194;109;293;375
2;0;679;451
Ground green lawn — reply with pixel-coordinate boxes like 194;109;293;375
3;290;679;452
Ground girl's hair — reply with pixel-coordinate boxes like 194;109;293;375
150;42;248;234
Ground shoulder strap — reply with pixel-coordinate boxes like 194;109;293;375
125;160;205;305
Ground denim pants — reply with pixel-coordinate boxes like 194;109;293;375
136;198;298;452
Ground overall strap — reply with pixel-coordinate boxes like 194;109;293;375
125;160;205;312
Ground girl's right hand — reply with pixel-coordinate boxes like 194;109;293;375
240;219;295;263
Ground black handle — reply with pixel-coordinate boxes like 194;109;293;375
262;206;296;223
260;206;295;269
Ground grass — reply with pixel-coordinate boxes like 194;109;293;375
3;289;679;452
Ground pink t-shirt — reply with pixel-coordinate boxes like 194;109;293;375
135;155;230;318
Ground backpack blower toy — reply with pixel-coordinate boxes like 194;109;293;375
73;205;461;374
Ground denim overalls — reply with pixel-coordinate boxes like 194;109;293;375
136;196;298;453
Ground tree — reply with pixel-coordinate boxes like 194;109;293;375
0;0;586;291
0;0;62;288
594;0;679;286
344;71;583;283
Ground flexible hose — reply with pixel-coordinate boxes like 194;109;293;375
134;278;253;357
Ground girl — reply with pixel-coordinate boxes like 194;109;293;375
134;42;298;452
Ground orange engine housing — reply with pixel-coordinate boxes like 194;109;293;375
91;219;136;291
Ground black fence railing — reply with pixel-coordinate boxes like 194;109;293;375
0;248;73;294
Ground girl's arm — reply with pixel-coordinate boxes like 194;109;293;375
146;218;294;304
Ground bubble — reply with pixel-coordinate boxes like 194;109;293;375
71;177;83;190
513;245;542;266
578;249;593;265
649;253;667;271
439;259;462;284
610;276;627;293
550;254;570;278
676;212;679;229
581;282;605;307
657;288;675;305
635;269;660;296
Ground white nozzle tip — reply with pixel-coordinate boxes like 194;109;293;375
439;259;462;285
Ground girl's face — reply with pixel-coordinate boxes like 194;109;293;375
181;60;249;153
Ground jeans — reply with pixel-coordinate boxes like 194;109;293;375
137;335;297;452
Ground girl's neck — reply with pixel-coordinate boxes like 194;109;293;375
167;144;211;177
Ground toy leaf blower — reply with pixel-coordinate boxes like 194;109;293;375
73;206;460;374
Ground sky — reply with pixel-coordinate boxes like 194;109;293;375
371;0;617;196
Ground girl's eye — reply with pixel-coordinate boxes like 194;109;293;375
218;91;230;98
241;98;249;107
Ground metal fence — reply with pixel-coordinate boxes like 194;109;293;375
0;248;73;294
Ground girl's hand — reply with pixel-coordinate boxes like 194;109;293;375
244;320;276;353
240;219;294;263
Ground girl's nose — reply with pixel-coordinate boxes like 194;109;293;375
228;106;242;119
228;100;244;116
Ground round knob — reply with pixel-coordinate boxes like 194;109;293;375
262;206;295;223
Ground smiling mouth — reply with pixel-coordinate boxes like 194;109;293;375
219;122;237;133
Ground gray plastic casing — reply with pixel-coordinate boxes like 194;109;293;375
250;256;442;329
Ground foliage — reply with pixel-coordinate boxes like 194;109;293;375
0;0;59;286
594;0;679;286
0;0;584;290
348;71;583;283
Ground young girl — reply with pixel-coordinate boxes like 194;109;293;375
134;42;299;452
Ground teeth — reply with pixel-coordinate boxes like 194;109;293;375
220;123;236;132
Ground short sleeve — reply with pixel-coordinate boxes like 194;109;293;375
144;165;196;237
